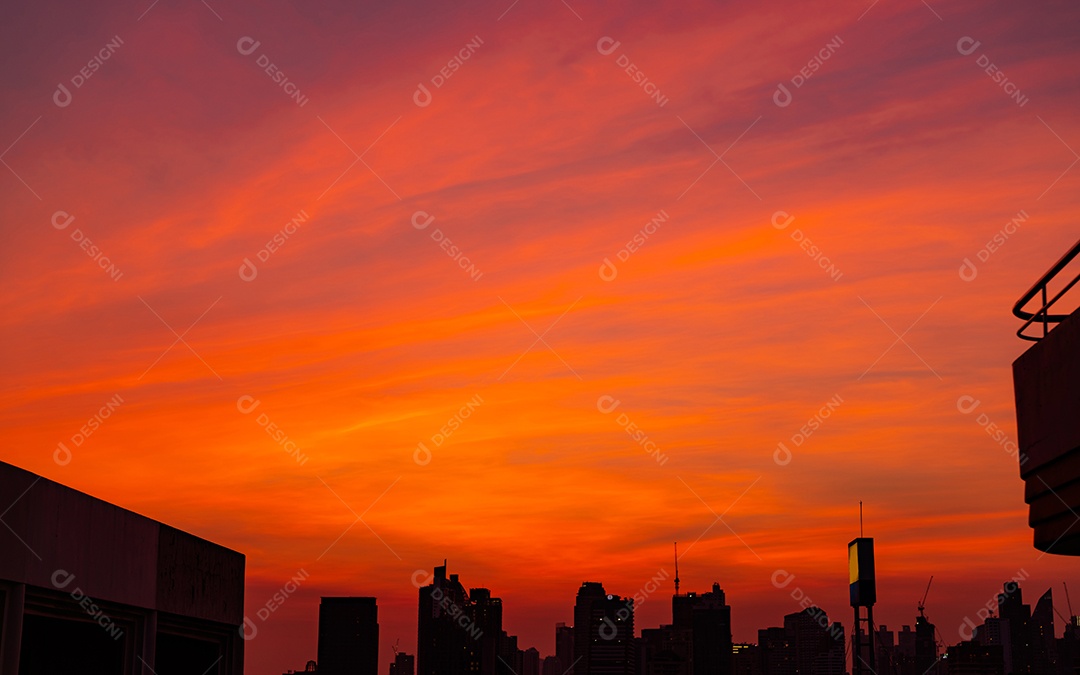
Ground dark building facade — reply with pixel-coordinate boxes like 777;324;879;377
967;583;1061;675
1010;241;1080;555
639;625;691;675
757;608;843;675
391;652;416;675
574;582;635;675
418;565;475;675
690;584;733;675
556;622;576;675
318;597;379;675
0;460;245;675
470;588;503;675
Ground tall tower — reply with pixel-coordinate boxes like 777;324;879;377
555;622;575;675
690;583;733;675
418;564;471;675
469;588;503;675
318;597;380;675
848;537;876;675
573;583;635;675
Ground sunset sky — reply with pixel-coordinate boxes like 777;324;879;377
3;0;1080;672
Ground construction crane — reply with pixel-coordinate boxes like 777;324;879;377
674;542;680;596
918;576;934;618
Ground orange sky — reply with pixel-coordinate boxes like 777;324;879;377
3;0;1080;672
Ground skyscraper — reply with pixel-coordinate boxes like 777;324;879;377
998;581;1031;675
469;588;503;675
574;582;635;675
913;614;937;675
556;622;576;675
1030;588;1056;674
758;608;843;675
523;647;541;675
639;626;691;675
391;653;416;675
418;564;474;675
318;597;379;675
690;584;732;675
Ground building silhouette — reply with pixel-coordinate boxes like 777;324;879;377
639;623;691;675
874;625;894;674
1011;237;1080;555
398;562;1078;675
945;642;1006;675
556;622;576;675
391;652;416;675
285;660;321;675
524;647;541;675
0;460;245;675
574;582;635;675
543;655;563;675
499;630;523;675
756;627;790;675
731;643;760;675
418;564;475;675
964;583;1060;675
469;588;503;675
757;608;843;675
318;597;379;675
691;584;733;675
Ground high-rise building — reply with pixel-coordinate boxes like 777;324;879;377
318;597;379;675
639;626;690;675
788;608;843;675
672;594;697;632
574;582;635;675
974;614;1011;668
556;622;576;675
874;625;895;674
758;608;842;675
944;642;1005;675
523;647;541;675
543;655;563;675
998;581;1032;675
391;653;416;675
913;615;936;675
756;627;791;675
690;584;732;675
470;588;503;675
1058;615;1080;675
730;644;760;675
497;631;521;675
418;564;473;675
1030;588;1057;674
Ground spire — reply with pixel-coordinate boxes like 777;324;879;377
673;541;680;596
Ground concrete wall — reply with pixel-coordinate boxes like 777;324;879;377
1013;306;1080;555
0;460;245;674
0;461;243;622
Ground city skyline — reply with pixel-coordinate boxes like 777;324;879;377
258;554;1079;675
3;0;1080;673
285;561;1074;675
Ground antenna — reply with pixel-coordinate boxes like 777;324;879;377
860;501;864;537
673;542;680;596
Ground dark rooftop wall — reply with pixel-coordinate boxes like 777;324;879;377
0;461;243;624
1013;307;1080;554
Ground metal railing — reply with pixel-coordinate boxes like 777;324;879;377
1013;237;1080;341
